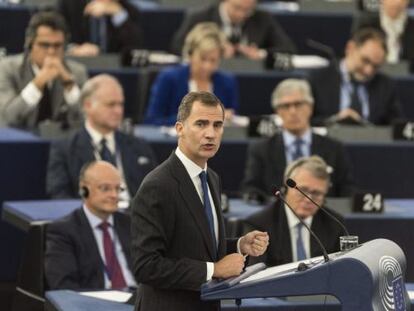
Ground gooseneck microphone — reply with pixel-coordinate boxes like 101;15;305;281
286;178;350;237
274;190;330;264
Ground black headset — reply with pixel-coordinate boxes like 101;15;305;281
280;157;308;195
79;186;89;199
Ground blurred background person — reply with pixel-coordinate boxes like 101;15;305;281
244;156;346;266
57;0;144;56
0;11;87;131
171;0;296;59
242;79;354;204
353;0;414;63
309;27;402;126
145;22;239;126
45;161;136;290
47;74;157;206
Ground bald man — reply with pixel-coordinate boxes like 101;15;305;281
45;161;136;290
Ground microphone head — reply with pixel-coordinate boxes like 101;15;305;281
286;178;296;188
274;190;281;197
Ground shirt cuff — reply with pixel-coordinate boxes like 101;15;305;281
206;262;214;281
21;81;42;107
64;85;81;105
111;9;128;27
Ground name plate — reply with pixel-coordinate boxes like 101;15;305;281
352;193;384;213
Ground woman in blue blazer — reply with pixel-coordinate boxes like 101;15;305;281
145;23;239;125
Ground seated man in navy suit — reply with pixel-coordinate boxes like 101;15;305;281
45;160;136;289
46;74;157;206
244;156;347;267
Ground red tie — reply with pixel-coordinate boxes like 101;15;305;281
98;221;127;289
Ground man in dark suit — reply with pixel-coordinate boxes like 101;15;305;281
0;11;87;130
353;0;414;63
131;91;269;311
57;0;144;56
309;27;402;126
47;74;157;206
242;78;354;204
244;156;346;266
171;0;296;59
45;160;136;289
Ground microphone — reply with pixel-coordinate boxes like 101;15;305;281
274;190;330;264
286;178;350;237
306;38;340;75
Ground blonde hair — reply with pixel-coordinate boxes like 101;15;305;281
182;22;226;61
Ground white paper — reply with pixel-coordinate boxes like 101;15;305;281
80;290;132;303
408;291;414;300
292;55;330;69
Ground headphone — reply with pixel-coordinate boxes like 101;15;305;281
79;186;89;199
24;11;70;51
280;157;309;195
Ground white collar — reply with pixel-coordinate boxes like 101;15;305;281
85;121;115;149
284;204;313;229
83;204;114;229
175;147;206;179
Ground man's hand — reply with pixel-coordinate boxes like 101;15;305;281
240;231;269;257
33;56;61;90
237;44;264;60
67;43;100;57
213;253;245;279
84;0;123;17
336;108;362;122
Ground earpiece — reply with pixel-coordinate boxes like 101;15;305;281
79;186;89;199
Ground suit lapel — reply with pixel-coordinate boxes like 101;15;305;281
77;208;105;287
271;134;287;189
169;154;217;261
277;204;293;263
76;127;97;163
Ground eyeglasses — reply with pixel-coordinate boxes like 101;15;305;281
276;100;308;111
35;41;64;50
299;186;326;200
96;184;125;194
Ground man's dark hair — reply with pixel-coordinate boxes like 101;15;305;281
177;91;225;122
25;11;69;50
351;27;387;54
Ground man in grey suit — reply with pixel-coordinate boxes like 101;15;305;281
0;11;88;130
131;91;269;311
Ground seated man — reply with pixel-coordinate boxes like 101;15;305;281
171;0;296;59
47;74;157;205
242;79;354;203
57;0;144;56
353;0;413;63
309;27;402;126
0;11;88;131
244;156;347;266
45;160;136;289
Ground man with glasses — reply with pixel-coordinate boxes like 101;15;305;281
0;11;88;130
242;78;354;203
244;155;346;266
46;74;157;206
309;27;402;125
45;160;136;290
171;0;295;59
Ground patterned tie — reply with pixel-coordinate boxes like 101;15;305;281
199;171;217;254
100;138;116;166
98;221;127;289
296;223;307;261
36;86;52;123
292;138;304;161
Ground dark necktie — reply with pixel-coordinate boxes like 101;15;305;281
291;138;304;161
199;171;217;253
296;223;306;261
98;221;127;289
229;24;242;45
100;138;116;166
90;16;107;52
36;86;52;123
350;80;362;115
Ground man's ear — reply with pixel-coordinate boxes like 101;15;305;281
175;121;183;137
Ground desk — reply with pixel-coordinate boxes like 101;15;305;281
0;128;49;281
4;198;414;281
44;284;414;310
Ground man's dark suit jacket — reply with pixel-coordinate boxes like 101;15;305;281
45;207;132;289
57;0;144;52
46;126;157;198
170;4;296;55
244;201;345;266
131;153;237;311
309;64;402;126
242;132;354;201
353;12;414;61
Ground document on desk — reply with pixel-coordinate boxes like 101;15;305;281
80;290;132;303
240;257;325;284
